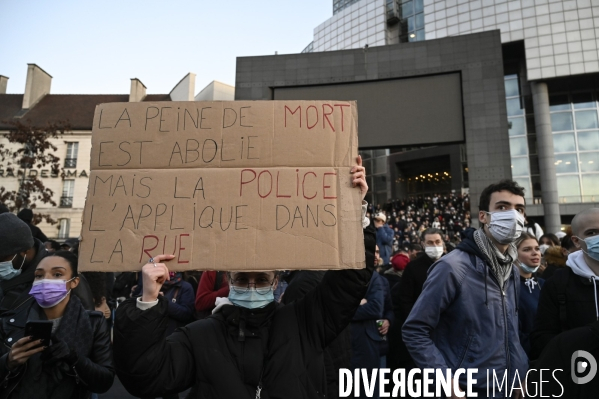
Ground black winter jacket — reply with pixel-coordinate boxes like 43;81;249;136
386;253;436;370
114;267;372;399
282;270;351;399
0;298;114;398
527;320;599;397
397;252;435;321
530;267;599;359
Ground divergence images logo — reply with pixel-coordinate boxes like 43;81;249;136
571;350;597;385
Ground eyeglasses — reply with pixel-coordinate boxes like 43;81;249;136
230;277;276;294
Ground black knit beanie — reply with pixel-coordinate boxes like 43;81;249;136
0;213;35;259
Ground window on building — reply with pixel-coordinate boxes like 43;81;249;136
301;41;314;54
333;0;361;14
505;75;533;201
399;0;424;43
359;149;390;207
58;219;70;239
550;91;599;203
61;180;75;208
65;142;79;168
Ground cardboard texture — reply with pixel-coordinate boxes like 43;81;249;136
80;101;364;271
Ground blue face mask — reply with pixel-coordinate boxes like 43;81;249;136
519;262;539;274
228;287;274;309
0;255;24;281
578;235;599;262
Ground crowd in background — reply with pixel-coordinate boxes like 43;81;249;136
368;193;471;257
361;187;599;398
1;182;598;398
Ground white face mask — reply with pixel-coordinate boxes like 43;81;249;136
486;209;525;244
425;246;444;260
0;255;25;281
516;260;539;274
539;244;550;255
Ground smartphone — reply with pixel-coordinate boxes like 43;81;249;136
24;320;53;347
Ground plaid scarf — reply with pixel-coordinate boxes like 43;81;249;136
473;228;516;290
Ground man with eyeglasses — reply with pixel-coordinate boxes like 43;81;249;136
113;158;372;399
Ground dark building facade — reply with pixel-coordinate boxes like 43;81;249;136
235;30;510;225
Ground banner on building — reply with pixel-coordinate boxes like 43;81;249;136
79;101;364;271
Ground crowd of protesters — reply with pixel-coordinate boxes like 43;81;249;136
366;184;599;398
1;172;599;398
367;193;471;261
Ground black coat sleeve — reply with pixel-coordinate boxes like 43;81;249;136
113;297;196;398
295;267;372;350
74;314;115;393
281;271;326;305
292;223;374;351
530;275;561;359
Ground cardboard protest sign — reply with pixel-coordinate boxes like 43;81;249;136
79;101;364;271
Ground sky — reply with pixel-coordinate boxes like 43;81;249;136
0;0;331;95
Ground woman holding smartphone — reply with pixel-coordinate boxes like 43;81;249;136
0;251;114;398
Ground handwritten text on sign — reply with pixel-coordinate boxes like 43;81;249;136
79;101;364;272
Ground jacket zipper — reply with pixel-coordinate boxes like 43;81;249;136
488;269;511;398
500;288;511;398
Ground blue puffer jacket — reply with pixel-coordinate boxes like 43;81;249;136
402;229;528;396
376;224;394;265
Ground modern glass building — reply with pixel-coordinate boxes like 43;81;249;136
334;0;363;14
299;0;599;232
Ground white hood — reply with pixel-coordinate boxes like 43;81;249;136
566;250;599;321
566;250;598;279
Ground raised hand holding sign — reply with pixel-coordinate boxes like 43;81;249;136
80;101;364;272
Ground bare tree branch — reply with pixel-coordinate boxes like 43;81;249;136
0;119;71;224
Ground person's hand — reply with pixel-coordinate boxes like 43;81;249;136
41;337;78;366
360;298;367;305
141;254;175;302
7;336;46;371
378;319;390;335
96;300;111;320
351;155;368;201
